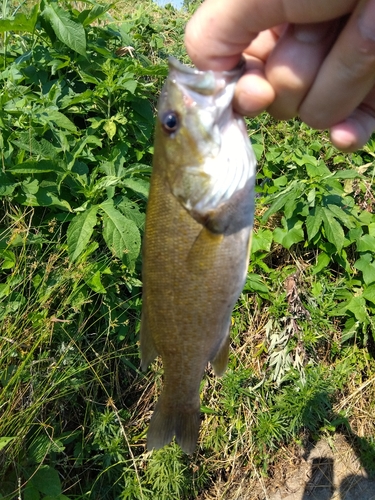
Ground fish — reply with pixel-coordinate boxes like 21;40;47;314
140;57;257;454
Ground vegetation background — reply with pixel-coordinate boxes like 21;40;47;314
0;0;374;498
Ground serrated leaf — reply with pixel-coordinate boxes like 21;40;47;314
321;207;344;253
42;3;86;56
100;200;141;268
122;177;150;199
38;109;78;132
261;183;301;222
116;198;145;228
306;205;323;241
67;206;98;262
11;135;57;157
326;204;355;229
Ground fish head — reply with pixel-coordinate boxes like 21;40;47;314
155;57;257;228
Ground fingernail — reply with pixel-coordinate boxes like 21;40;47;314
358;0;375;42
293;22;331;43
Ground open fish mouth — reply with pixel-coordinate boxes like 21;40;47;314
167;56;246;95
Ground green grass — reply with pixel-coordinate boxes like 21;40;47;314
0;1;375;499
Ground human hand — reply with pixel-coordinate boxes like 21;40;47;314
185;0;375;152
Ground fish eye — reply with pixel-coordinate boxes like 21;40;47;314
161;111;179;134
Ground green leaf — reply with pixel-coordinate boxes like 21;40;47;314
0;4;39;33
251;228;273;253
312;252;330;274
363;284;375;305
252;143;264;161
31;465;61;497
67;206;98;262
273;218;304;249
11;135;58;158
326;204;355;229
305;159;331;177
16;186;72;211
84;270;106;293
100;200;141;268
357;234;375;252
332;169;361;179
42;2;86;56
345;295;368;323
36;109;78;132
261;182;302;222
122;177;150;199
103;119;117;140
9;160;64;174
243;273;269;295
0;172;17;196
78;3;112;26
354;254;375;285
321;207;344;253
23;484;40;500
116;198;145;228
28;433;64;463
0;250;16;270
306;206;323;241
0;437;16;450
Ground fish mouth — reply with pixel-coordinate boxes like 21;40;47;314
167;56;246;95
168;56;245;78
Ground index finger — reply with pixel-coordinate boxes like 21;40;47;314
185;0;358;70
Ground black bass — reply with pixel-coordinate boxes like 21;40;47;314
140;57;257;454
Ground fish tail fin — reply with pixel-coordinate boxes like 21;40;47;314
211;333;230;377
147;393;201;455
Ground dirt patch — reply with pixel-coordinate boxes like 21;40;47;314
267;434;375;500
200;434;375;499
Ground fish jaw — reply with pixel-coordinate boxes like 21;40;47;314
156;57;257;226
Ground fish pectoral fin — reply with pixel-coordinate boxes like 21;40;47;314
140;309;158;371
210;333;230;377
147;393;201;455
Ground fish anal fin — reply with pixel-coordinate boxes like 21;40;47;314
211;334;230;377
147;393;201;455
139;309;158;371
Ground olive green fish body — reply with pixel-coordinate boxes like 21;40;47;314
140;58;257;454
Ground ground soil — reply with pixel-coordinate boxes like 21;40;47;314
200;434;375;500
